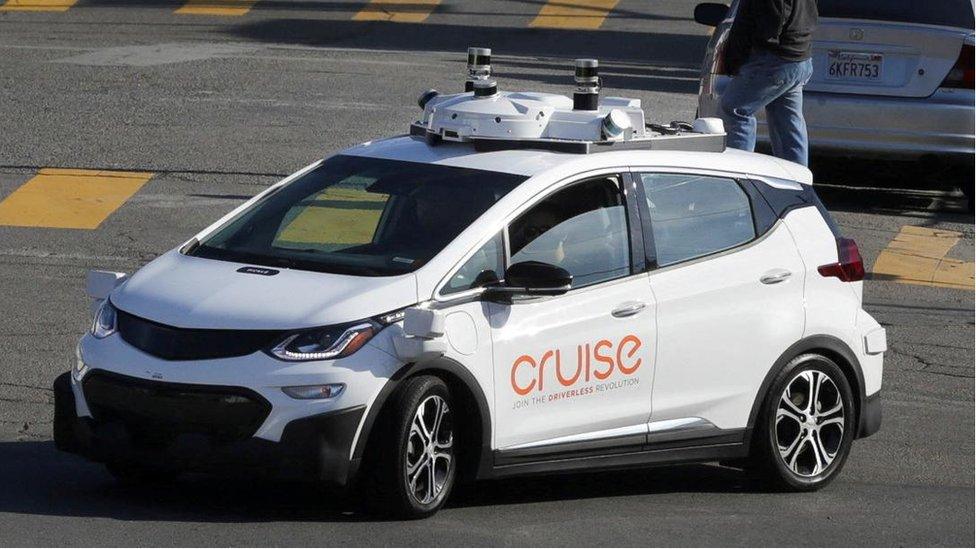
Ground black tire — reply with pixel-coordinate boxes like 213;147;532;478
359;375;457;519
752;353;856;491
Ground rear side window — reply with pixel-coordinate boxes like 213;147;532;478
509;176;631;288
818;0;975;29
638;174;756;267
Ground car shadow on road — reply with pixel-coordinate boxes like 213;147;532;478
0;440;760;523
808;156;973;221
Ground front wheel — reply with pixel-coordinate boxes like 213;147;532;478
752;354;856;491
360;375;457;518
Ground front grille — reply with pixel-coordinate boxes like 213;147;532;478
116;308;284;361
83;370;271;442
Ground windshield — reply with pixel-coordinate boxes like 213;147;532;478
189;155;526;276
817;0;975;29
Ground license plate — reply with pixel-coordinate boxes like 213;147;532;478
826;51;883;81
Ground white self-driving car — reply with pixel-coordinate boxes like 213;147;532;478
54;51;885;518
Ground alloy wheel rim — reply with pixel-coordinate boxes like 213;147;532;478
405;394;453;505
775;369;845;477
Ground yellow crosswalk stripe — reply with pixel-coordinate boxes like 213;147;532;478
530;0;620;30
175;0;259;16
353;0;441;24
0;0;77;12
871;225;974;290
0;168;153;230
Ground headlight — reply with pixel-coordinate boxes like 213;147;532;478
268;321;379;362
91;300;117;339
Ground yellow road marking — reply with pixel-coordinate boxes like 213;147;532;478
353;0;441;23
871;225;974;290
0;169;153;230
175;0;259;16
0;0;76;12
530;0;620;29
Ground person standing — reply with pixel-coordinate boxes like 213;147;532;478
720;0;818;166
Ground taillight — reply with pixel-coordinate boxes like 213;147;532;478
818;238;865;282
941;44;974;89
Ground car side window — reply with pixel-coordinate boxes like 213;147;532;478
442;233;504;295
509;176;630;288
638;173;755;267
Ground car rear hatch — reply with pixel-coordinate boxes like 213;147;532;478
807;0;975;98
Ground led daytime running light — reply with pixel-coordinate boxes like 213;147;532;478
270;323;375;361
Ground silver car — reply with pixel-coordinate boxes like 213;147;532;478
695;1;975;177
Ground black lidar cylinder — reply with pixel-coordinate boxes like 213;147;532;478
573;58;600;111
466;47;492;92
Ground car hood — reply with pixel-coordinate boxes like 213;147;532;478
111;250;418;330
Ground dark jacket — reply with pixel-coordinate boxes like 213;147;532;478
725;0;818;74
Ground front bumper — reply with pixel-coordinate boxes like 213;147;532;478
54;371;365;485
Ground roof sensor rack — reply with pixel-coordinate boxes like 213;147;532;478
411;48;727;155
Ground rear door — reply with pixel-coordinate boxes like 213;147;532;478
809;0;974;97
634;171;805;433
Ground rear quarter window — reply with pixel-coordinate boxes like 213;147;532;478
751;179;842;238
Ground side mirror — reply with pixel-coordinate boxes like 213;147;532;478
484;261;572;301
694;2;729;26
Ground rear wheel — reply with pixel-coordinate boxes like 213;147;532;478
360;376;457;518
752;354;856;491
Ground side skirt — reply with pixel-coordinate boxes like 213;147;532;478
489;428;750;479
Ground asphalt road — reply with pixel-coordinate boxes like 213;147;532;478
0;1;973;546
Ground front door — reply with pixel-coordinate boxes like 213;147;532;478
489;175;657;450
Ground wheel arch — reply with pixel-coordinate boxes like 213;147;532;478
350;357;493;483
746;335;868;446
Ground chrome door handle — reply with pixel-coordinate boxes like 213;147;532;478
760;269;792;285
612;301;646;318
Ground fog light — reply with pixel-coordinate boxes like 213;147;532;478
282;384;345;400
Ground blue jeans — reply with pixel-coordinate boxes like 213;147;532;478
720;50;814;166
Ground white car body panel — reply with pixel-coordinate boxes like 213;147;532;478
647;222;805;429
113;250;418;330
